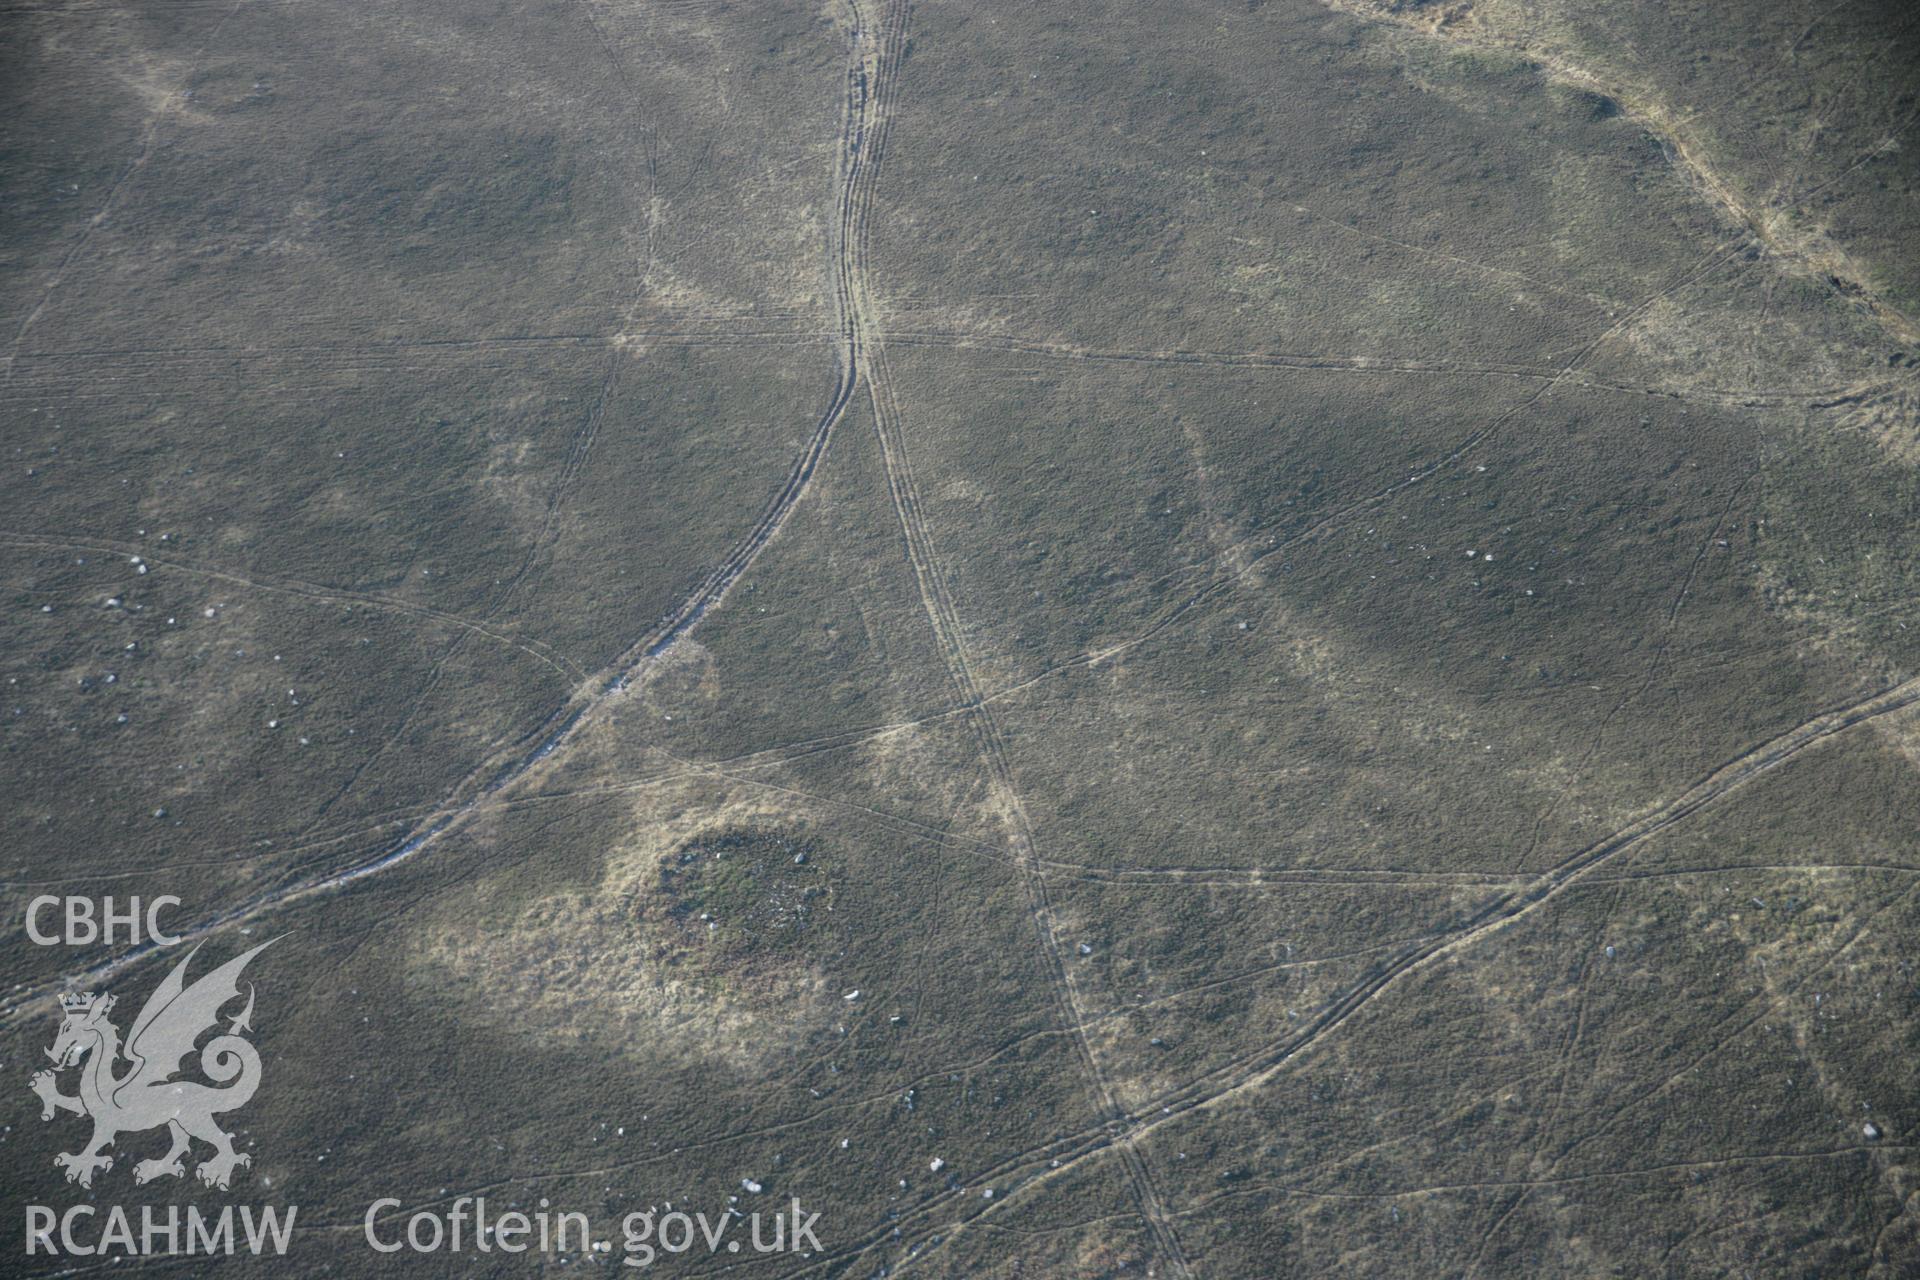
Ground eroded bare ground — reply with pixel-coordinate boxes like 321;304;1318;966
2;0;1917;1275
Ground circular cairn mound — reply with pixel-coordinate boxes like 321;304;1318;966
650;826;830;963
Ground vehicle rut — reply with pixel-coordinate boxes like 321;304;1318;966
9;9;887;1015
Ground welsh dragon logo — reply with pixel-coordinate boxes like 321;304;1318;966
29;940;275;1190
